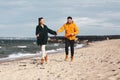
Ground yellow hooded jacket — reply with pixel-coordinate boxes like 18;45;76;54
57;22;79;40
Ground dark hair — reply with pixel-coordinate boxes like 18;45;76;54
67;16;72;19
39;17;44;21
38;17;44;24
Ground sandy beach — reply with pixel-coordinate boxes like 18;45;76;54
0;39;120;80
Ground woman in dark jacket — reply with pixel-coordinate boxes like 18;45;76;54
36;17;57;64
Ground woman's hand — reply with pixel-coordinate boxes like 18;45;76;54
56;31;59;35
36;34;39;37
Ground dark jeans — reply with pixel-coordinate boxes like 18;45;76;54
65;38;75;57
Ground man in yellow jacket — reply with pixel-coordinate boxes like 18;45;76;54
57;16;79;62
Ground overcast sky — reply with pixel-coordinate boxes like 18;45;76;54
0;0;120;37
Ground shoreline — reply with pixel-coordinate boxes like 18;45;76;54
0;44;86;64
0;39;120;80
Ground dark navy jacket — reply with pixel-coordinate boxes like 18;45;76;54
36;25;56;45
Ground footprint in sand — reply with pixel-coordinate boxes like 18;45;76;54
108;77;117;80
117;78;120;80
30;61;36;64
30;59;40;64
39;65;45;69
112;70;116;72
19;64;26;67
108;76;120;80
19;62;26;64
117;61;120;64
113;73;119;76
57;74;61;78
38;78;40;80
109;61;113;64
19;62;27;67
31;59;39;62
40;67;45;69
2;63;9;65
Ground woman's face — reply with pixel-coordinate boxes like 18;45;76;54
40;19;45;25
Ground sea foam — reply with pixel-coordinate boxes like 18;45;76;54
17;46;27;48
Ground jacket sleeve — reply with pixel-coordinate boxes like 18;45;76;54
74;23;79;35
47;27;57;35
57;24;65;33
35;26;39;35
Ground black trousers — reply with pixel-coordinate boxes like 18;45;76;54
65;38;75;57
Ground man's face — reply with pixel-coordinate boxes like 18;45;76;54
40;19;45;24
67;19;73;24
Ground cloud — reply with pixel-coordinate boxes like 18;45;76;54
74;17;120;29
0;0;120;37
74;17;101;26
0;22;36;28
0;0;28;6
98;12;120;20
0;22;36;37
69;0;120;7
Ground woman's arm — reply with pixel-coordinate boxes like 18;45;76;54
36;26;40;37
47;27;57;35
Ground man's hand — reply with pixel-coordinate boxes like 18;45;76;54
70;33;75;36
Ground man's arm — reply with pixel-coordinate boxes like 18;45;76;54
57;24;65;34
73;23;79;35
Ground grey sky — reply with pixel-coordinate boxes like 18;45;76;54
0;0;120;37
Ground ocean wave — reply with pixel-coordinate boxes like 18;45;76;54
0;53;39;62
4;50;58;60
0;44;85;61
0;46;2;48
33;42;36;45
46;50;58;53
53;43;59;46
75;44;85;48
56;48;64;51
8;53;36;58
17;46;27;48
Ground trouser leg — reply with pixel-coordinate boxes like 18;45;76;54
40;45;46;59
65;39;70;56
70;40;75;57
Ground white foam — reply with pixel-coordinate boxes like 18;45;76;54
33;42;36;45
54;43;59;46
8;53;36;59
17;46;27;48
0;44;85;61
0;46;2;48
0;52;41;62
56;48;64;51
46;50;57;53
75;44;85;48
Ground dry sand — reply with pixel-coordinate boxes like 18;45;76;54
0;39;120;80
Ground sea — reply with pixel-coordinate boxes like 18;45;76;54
0;37;85;62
